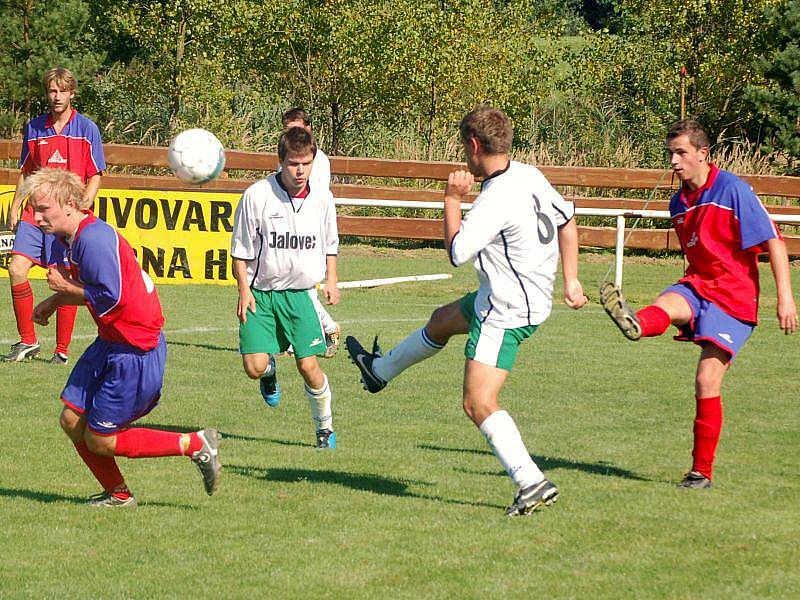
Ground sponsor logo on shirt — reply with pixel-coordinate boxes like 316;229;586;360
686;232;698;248
47;149;67;164
38;139;48;145
269;231;317;250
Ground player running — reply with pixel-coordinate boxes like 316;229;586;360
601;119;797;489
280;108;341;358
346;106;588;515
5;67;105;364
27;168;220;508
231;127;340;449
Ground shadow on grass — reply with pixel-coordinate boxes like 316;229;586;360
136;427;314;447
166;340;237;353
418;444;651;482
227;464;504;510
0;486;198;509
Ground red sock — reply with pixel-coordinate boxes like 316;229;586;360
692;395;723;479
74;440;127;495
114;428;202;458
11;282;37;345
55;304;78;356
636;305;671;337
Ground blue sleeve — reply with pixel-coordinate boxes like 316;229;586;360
18;122;32;169
732;181;778;250
88;120;106;172
73;226;122;316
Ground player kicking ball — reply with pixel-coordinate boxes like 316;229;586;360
346;106;587;515
231;127;340;449
27;168;220;507
601;119;797;489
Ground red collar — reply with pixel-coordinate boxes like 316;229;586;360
45;108;77;131
680;163;719;207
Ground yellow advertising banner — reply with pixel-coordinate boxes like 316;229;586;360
0;185;241;285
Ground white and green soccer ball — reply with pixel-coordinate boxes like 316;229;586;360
168;128;226;184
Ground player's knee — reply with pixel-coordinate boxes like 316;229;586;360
242;355;269;379
695;371;723;396
59;408;82;438
296;357;323;387
7;256;31;282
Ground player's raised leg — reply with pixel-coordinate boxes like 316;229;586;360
308;289;340;358
242;352;281;408
346;297;468;393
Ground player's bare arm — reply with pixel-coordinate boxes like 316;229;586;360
444;170;474;247
232;258;256;324
9;172;26;231
557;219;587;309
82;173;102;207
766;237;798;334
324;254;340;305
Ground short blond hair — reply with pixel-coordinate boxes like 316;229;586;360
42;67;77;93
23;168;86;209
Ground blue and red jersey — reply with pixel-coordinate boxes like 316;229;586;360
51;212;164;351
19;110;106;224
669;164;780;324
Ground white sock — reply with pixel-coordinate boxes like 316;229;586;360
305;374;333;431
309;289;337;335
372;327;444;382
479;410;544;489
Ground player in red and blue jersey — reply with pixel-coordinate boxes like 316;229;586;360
4;67;106;364
602;119;797;489
26;168;221;507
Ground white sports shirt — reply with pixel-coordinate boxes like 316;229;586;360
449;161;574;328
231;173;339;291
277;148;331;191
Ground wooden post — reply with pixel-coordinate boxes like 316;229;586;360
680;67;687;120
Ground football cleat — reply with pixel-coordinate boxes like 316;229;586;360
323;323;341;359
192;428;222;496
677;471;712;489
49;352;69;365
505;478;559;517
315;428;337;449
2;341;41;362
86;491;138;508
345;335;386;393
600;283;642;341
259;355;281;407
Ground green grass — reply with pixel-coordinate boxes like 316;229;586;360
1;247;799;598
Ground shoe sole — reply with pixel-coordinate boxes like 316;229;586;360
600;283;642;341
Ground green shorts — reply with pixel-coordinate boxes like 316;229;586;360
239;288;325;359
459;291;537;371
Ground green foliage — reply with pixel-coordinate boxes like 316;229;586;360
0;0;105;136
746;0;800;173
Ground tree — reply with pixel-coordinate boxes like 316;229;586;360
0;0;104;137
746;0;800;173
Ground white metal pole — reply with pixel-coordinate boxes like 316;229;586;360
615;215;625;288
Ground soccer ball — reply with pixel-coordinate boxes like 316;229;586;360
167;128;226;184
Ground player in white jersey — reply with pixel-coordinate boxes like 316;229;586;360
280;108;340;357
231;127;340;449
346;106;587;515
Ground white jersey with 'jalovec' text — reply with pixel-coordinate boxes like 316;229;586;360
230;174;338;291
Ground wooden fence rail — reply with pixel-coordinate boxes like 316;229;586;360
2;140;799;254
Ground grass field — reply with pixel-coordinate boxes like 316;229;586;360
1;246;798;598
